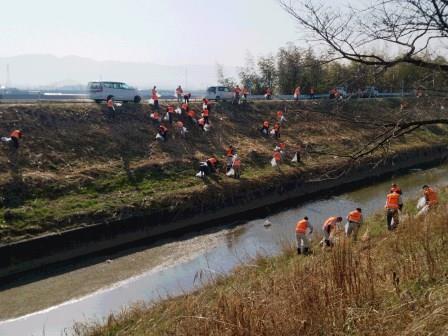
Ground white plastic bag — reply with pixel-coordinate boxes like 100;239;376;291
163;113;170;121
271;158;277;167
291;153;298;162
155;133;163;140
270;129;276;136
157;93;161;98
1;137;11;142
416;197;426;210
204;124;211;132
149;98;154;105
226;168;235;177
175;107;182;114
196;171;205;178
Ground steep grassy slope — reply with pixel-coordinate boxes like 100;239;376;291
0;98;446;243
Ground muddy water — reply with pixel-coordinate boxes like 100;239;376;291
1;164;448;336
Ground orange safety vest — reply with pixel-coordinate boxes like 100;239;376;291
167;106;174;113
226;148;234;157
107;99;114;108
348;210;362;223
202;109;209;117
263;121;269;128
296;219;309;234
277;111;283;118
279;143;286;150
10;130;22;138
274;151;281;161
233;159;241;168
323;216;338;230
188;110;195;118
386;193;400;209
425;188;438;205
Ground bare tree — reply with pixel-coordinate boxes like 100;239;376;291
279;0;448;72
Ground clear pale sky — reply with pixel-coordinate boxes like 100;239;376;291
1;0;304;66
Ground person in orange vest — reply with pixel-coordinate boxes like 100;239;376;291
384;190;403;230
187;109;197;124
277;110;286;124
225;145;236;172
273;150;282;166
329;87;337;99
242;86;249;102
423;185;438;208
293;86;301;101
166;104;175;124
157;124;168;141
7;129;23;149
198;117;206;131
265;88;272;100
232;154;241;179
321;216;343;247
273;122;281;139
151;86;159;110
309;87;315;99
183;92;191;104
261;120;269;136
296;216;313;255
150;111;161;124
202;108;210;124
106;96;115;118
346;208;363;241
175;85;183;103
233;85;242;104
206;157;218;173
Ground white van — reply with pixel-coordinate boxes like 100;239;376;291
204;86;234;101
88;81;142;103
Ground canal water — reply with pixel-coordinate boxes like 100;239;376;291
1;163;448;336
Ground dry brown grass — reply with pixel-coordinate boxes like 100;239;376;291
75;193;448;336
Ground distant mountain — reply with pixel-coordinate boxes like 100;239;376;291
0;55;239;90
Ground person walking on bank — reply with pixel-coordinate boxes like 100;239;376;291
106;96;116;118
152;86;159;110
175;85;183;103
232;154;241;179
385;190;403;230
2;129;23;149
296;216;313;255
346;208;363;241
321;216;343;247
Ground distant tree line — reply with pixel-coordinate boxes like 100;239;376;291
217;43;448;95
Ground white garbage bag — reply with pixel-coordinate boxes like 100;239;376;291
270;129;276;136
196;171;205;178
204;124;211;132
163;113;170;121
155;133;164;140
271;157;277;167
1;137;11;142
149;98;154;105
291;153;298;162
226;168;235;177
416;197;426;210
175;107;182;114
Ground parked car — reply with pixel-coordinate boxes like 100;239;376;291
88;81;141;103
204;86;234;101
361;86;379;98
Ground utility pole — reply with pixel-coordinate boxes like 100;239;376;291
6;64;11;88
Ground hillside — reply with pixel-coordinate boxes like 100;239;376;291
0;98;447;243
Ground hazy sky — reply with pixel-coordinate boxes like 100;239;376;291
1;0;303;66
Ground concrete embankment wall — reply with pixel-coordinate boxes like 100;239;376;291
0;145;446;279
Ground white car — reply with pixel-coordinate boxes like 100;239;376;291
204;86;234;101
88;81;142;103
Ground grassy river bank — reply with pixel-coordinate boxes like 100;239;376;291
0;98;447;244
75;189;448;336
